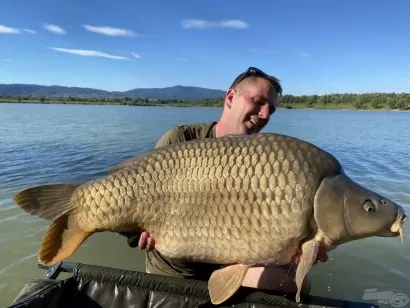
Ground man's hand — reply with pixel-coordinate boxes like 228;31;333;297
119;231;156;251
291;245;328;265
138;231;155;251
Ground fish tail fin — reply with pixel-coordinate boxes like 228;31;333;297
13;184;92;265
13;184;80;220
39;214;92;265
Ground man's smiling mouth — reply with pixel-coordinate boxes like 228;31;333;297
249;117;259;127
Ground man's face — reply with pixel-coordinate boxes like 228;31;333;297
226;77;278;135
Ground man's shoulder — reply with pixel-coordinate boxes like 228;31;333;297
155;122;217;148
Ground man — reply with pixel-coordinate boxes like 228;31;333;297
124;66;327;295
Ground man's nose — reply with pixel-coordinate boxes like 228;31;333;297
259;105;270;119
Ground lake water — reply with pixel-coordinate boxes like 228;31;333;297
1;102;409;307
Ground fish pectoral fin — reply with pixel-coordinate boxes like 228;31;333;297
39;214;92;266
399;227;404;243
295;239;321;303
208;264;249;305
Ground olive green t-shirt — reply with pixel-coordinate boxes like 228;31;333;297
145;121;224;280
154;122;217;148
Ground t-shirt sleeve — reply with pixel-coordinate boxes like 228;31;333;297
155;122;215;149
155;126;185;148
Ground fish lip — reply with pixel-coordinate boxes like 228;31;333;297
390;209;406;242
397;210;407;226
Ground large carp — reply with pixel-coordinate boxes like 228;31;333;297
13;133;406;304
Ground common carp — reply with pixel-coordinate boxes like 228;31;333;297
13;133;406;304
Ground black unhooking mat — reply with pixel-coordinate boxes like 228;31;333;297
9;262;377;308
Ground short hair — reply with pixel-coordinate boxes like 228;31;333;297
229;67;283;95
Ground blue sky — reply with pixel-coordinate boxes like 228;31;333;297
1;0;410;95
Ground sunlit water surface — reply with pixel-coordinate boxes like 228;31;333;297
1;103;409;307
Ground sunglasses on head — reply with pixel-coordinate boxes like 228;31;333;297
229;67;273;89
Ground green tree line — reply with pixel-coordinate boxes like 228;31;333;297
1;92;410;110
279;92;410;110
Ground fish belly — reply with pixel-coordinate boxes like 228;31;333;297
74;133;341;265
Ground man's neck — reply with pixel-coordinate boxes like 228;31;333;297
215;121;234;138
214;121;224;138
215;121;246;138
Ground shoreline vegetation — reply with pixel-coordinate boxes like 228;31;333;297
1;93;410;111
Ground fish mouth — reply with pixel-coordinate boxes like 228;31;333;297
390;211;407;243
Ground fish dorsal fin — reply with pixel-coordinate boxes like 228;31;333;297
208;264;249;305
109;138;202;174
224;133;248;138
109;133;252;174
109;156;141;174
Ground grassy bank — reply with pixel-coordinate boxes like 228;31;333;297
1;92;410;111
280;102;398;111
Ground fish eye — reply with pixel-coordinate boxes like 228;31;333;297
363;200;377;213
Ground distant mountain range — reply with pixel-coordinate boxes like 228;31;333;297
0;84;226;101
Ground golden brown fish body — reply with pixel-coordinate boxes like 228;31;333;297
13;133;406;304
71;133;339;264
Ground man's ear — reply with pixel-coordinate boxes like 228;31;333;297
225;89;235;108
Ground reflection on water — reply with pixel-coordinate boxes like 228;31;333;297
1;103;409;306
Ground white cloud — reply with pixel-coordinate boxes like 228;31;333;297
0;25;21;34
23;28;37;34
44;23;66;35
50;47;129;60
83;24;136;37
131;52;141;59
0;25;37;34
181;19;249;29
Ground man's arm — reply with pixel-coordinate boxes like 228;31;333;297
155;126;186;148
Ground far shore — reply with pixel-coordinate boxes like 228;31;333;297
0;99;168;107
1;95;410;112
